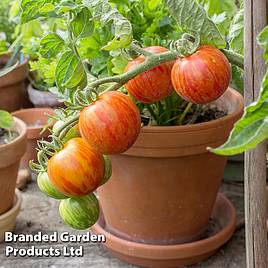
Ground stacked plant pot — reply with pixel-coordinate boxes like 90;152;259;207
27;85;64;108
0;117;27;241
0;55;31;112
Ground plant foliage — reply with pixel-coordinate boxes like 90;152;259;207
212;26;268;155
0;110;13;130
164;0;226;48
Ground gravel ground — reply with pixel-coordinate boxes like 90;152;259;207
0;179;246;268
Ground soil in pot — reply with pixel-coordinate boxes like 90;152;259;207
0;117;27;215
0;128;19;145
97;88;244;246
183;105;227;124
12;108;54;169
0;55;31;112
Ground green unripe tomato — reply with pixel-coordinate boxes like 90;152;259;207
101;155;112;186
59;193;99;230
37;172;67;200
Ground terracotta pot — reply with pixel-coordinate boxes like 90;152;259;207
0;56;30;112
0;118;27;215
27;84;64;108
12;108;54;169
98;88;244;245
0;189;22;242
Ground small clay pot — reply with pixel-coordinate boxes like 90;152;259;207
0;189;22;242
27;84;64;108
98;88;244;245
0;118;27;215
0;56;30;112
12;108;54;169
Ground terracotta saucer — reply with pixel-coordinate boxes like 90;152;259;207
91;193;236;268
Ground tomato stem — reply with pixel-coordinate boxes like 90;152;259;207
178;102;193;125
88;45;243;95
145;104;158;123
54;115;80;137
88;49;180;90
130;43;155;57
221;49;244;69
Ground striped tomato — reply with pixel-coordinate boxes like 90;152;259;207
124;46;174;103
171;45;231;104
59;193;99;230
47;138;104;197
79;91;141;155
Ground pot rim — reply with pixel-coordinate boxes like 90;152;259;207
0;189;22;220
0;55;28;71
27;84;53;94
0;117;27;149
12;108;54;130
141;88;243;133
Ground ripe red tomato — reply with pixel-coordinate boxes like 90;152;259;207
79;91;141;155
171;45;231;104
124;46;174;103
47;138;104;197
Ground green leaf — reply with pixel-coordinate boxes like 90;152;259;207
0;110;14;130
211;103;268;155
197;0;237;36
164;0;226;48
39;3;55;13
55;0;78;14
83;0;133;51
55;50;87;92
200;0;237;16
258;25;268;63
258;25;268;48
231;65;244;92
111;54;128;74
211;70;268;156
71;7;94;39
40;33;65;58
229;6;244;54
20;0;55;23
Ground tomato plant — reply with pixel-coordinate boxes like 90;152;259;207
125;46;174;103
47;138;104;197
171;45;231;104
79;91;141;155
23;0;244;230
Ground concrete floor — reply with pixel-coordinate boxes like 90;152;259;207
0;180;246;268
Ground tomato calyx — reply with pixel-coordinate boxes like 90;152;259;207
172;32;201;58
